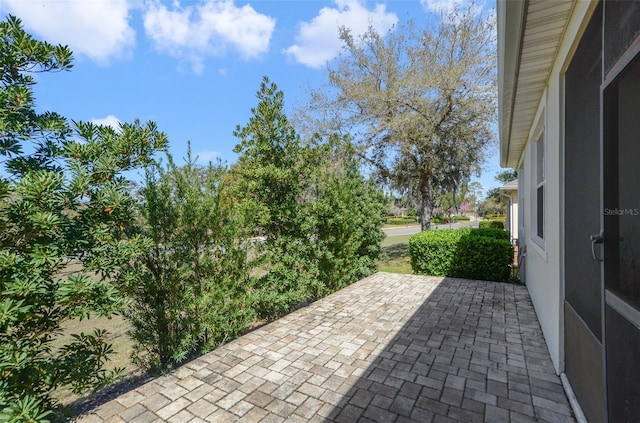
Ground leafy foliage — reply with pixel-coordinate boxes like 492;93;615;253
118;149;255;372
495;169;517;184
479;220;505;230
409;229;462;277
450;235;513;282
0;16;167;419
233;77;388;319
409;228;513;281
471;227;510;241
233;77;318;318
298;6;496;230
0;13;390;413
311;140;388;293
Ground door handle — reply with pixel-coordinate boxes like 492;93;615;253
591;231;604;262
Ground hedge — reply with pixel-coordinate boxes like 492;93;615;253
431;215;471;224
387;216;417;225
452;215;471;221
408;228;513;282
471;227;510;241
479;220;505;230
409;229;464;276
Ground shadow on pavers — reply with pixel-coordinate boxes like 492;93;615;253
381;244;409;260
324;278;573;423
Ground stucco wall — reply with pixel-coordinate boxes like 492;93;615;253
520;90;563;374
510;194;518;241
517;1;597;375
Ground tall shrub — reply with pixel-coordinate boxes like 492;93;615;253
409;229;466;277
312;139;387;292
233;78;388;319
232;77;318;318
0;16;167;420
118;150;254;372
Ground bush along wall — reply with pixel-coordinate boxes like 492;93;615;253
471;227;510;241
409;228;513;282
479;219;505;230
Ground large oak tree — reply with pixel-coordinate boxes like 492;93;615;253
298;7;496;229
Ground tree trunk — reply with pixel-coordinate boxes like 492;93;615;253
419;179;432;231
452;185;459;216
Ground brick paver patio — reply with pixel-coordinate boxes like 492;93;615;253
77;273;575;422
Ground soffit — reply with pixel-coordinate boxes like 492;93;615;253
499;0;574;168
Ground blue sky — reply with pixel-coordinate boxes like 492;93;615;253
3;0;503;195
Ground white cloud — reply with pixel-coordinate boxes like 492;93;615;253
285;0;397;69
143;0;276;74
195;150;221;163
91;115;122;130
4;0;135;64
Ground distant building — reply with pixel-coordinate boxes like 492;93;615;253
499;179;518;242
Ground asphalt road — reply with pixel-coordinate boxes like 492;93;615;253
383;220;480;237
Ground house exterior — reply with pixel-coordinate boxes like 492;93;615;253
498;1;640;422
499;179;518;242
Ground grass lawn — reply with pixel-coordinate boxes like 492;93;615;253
55;314;137;406
52;261;139;406
381;233;412;247
378;234;413;274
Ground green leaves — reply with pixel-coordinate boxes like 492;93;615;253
1;16;73;183
0;396;52;423
57;273;126;320
0;17;390;418
56;329;123;395
409;228;513;282
0;14;166;420
233;81;387;320
311;140;388;291
121;146;255;372
0;299;29;330
0;15;73;77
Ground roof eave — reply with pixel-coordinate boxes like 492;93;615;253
498;0;527;168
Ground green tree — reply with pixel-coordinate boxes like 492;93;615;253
118;148;254;372
477;171;516;217
478;187;507;216
298;6;496;230
311;138;388;292
495;169;517;184
0;15;167;420
233;77;318;318
233;77;388;318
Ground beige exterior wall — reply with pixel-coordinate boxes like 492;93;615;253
519;91;564;373
516;1;597;374
508;194;518;241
